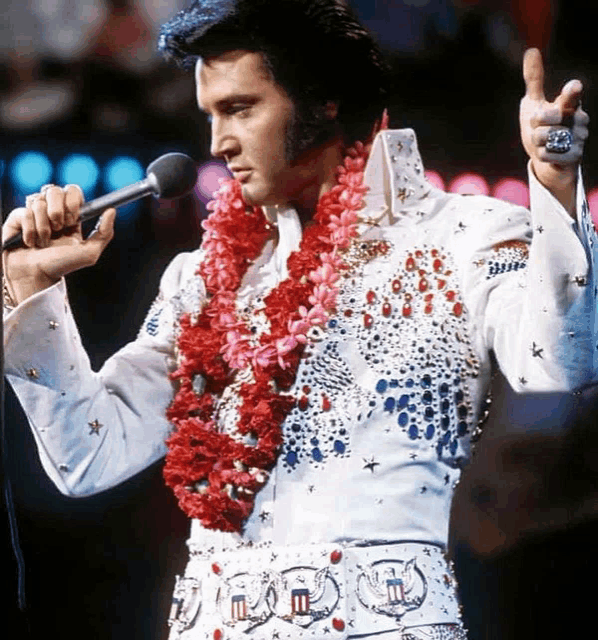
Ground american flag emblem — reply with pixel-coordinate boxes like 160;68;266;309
386;578;405;604
291;588;310;614
231;594;247;620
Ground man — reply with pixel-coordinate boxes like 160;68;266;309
2;1;594;639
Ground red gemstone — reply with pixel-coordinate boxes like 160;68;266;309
437;279;446;290
405;256;416;271
330;549;343;564
404;293;412;302
211;562;222;575
364;313;374;328
382;302;392;317
344;309;353;317
433;258;443;272
392;279;401;293
418;278;428;292
453;302;463;317
415;250;424;258
366;290;376;304
299;396;309;411
431;248;439;257
332;618;346;632
213;629;223;640
303;385;311;394
402;304;412;317
424;303;433;314
322;395;331;411
446;290;456;302
424;293;434;302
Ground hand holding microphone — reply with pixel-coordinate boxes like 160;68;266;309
2;153;197;306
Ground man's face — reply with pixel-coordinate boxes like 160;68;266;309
196;50;321;207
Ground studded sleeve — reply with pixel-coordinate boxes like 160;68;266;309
458;168;597;392
3;250;205;496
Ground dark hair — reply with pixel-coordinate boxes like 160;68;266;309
158;0;389;144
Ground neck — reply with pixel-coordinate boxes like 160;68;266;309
287;135;345;226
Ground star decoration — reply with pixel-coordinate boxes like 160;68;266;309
88;419;104;435
272;632;280;639
323;627;330;634
363;457;380;473
26;367;39;379
409;453;418;460
307;485;315;493
456;221;466;233
259;510;270;523
423;548;431;556
530;342;544;358
396;187;410;203
59;464;69;472
573;275;588;286
518;376;528;385
420;486;428;494
444;474;450;485
48;320;59;330
536;225;544;234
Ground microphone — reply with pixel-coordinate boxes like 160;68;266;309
2;152;198;251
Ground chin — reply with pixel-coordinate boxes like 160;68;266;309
241;183;279;208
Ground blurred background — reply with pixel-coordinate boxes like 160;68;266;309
2;1;598;638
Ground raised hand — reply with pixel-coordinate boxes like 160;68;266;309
519;48;589;216
2;185;116;306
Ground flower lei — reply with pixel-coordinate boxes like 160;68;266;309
164;138;375;533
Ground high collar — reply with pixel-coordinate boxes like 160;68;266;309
361;128;442;225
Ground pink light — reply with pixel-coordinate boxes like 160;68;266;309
425;170;445;190
587;188;598;230
492;178;530;208
195;162;232;202
448;173;490;196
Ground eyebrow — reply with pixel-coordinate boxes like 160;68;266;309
198;94;260;115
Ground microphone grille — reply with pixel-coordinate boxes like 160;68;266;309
146;152;197;199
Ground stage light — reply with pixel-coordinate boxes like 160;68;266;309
57;154;100;196
10;151;53;193
587;188;598;229
425;170;445;191
195;162;231;203
492;178;529;207
104;156;144;192
448;173;490;196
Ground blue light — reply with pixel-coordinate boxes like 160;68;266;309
104;156;144;191
10;151;53;192
58;154;99;195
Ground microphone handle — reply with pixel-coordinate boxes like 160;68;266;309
2;175;159;251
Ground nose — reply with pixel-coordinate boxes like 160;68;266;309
209;117;239;160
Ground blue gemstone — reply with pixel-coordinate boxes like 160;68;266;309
334;440;346;454
458;404;468;418
398;394;409;407
441;414;450;429
389;379;399;388
425;424;435;439
310;437;319;446
406;378;414;388
398;412;409;427
439;383;449;396
455;390;464;403
408;425;419;440
424;406;435;420
328;319;338;328
285;450;298;466
376;379;388;393
441;399;450;413
384;397;396;412
449;439;458;455
421;375;432;388
422;390;433;404
311;448;323;462
457;421;468;436
442;431;451;445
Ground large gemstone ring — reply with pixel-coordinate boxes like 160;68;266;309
545;128;573;154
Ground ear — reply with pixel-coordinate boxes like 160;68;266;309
324;101;339;120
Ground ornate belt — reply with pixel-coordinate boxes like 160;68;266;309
168;540;466;640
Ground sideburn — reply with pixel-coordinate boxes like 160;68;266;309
284;100;340;165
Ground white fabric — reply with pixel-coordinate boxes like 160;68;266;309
4;128;598;635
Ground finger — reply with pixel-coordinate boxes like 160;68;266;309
83;208;116;263
530;106;562;128
2;207;28;244
45;186;67;232
523;48;545;101
554;79;583;118
31;197;52;248
64;184;84;227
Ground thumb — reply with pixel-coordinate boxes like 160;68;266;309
84;208;116;254
555;78;583;116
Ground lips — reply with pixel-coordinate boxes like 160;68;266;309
229;167;252;183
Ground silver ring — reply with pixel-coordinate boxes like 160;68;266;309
546;128;573;154
40;183;57;195
25;193;43;207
